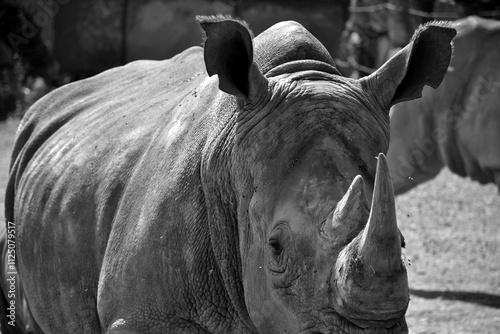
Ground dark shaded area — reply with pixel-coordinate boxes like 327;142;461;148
339;0;500;78
3;0;500;121
52;0;349;77
1;0;350;121
455;0;500;18
0;1;59;81
53;0;125;77
410;289;500;309
0;1;59;121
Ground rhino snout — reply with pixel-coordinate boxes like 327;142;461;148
332;154;409;326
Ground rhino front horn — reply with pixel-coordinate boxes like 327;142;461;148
359;153;402;274
333;153;409;329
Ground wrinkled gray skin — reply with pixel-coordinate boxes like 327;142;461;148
388;16;500;195
3;16;454;334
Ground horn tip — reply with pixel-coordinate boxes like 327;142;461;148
377;153;389;166
351;175;364;188
374;153;393;188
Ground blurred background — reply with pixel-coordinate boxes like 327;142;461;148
2;0;500;120
1;1;500;333
0;0;350;119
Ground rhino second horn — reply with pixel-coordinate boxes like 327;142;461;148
331;175;369;227
358;153;402;273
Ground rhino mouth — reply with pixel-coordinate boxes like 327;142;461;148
339;316;409;334
308;310;408;334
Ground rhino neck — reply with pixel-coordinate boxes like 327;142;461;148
200;105;258;332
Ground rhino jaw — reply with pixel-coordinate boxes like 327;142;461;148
332;153;409;327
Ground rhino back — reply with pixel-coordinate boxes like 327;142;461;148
6;46;230;331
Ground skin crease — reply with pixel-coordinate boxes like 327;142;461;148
2;16;454;334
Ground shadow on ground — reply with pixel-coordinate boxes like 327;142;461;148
410;289;500;308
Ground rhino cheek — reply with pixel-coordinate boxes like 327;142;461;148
242;248;300;333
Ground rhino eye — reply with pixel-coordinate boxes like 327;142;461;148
267;225;290;275
268;223;291;257
268;238;283;257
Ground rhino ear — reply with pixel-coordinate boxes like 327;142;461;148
197;15;268;100
361;22;456;110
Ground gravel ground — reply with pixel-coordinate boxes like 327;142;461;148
397;168;500;333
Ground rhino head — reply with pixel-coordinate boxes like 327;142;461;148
198;16;455;333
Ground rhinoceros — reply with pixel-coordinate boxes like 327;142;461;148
2;16;455;334
387;16;500;195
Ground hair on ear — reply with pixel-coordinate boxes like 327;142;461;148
410;20;456;60
410;20;456;41
196;15;254;42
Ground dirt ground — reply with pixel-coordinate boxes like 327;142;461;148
397;167;500;333
0;117;499;333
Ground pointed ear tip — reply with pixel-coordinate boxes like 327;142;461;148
196;16;210;37
195;15;208;26
436;25;458;43
447;26;458;38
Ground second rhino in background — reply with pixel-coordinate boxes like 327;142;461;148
388;16;500;195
